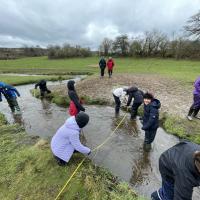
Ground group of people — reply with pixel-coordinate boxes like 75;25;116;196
1;71;200;199
99;57;115;78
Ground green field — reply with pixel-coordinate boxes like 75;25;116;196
0;56;199;82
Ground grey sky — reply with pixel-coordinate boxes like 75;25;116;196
0;0;199;49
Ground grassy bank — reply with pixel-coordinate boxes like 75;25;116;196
0;113;143;200
31;89;109;107
0;56;200;82
0;75;72;86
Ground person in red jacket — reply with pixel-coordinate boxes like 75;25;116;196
107;57;115;78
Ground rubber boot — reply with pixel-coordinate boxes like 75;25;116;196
143;143;151;152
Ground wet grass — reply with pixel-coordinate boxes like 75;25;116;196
0;113;143;200
0;56;199;82
0;75;72;86
161;114;200;144
31;89;109;107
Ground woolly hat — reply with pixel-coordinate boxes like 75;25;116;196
75;112;89;128
194;151;200;173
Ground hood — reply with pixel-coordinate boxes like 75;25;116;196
67;80;75;91
0;82;6;88
150;99;161;109
65;116;80;130
40;80;46;85
126;87;138;94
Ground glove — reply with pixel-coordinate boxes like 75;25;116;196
141;126;146;130
87;151;91;155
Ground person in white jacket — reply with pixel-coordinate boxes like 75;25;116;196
51;112;91;166
113;87;127;114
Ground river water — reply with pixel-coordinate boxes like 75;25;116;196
0;79;199;199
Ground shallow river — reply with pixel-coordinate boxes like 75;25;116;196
0;79;199;199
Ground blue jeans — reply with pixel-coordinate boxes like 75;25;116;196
151;179;174;200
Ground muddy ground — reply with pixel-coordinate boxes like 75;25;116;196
50;73;194;118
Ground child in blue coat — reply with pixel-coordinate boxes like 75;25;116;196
0;82;21;114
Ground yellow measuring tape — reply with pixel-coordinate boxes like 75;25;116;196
54;113;127;200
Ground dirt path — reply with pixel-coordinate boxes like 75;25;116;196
51;73;193;118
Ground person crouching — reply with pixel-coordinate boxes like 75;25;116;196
51;112;91;166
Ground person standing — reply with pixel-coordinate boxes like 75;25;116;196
151;141;200;200
187;76;200;120
67;80;85;116
35;80;51;97
107;57;115;78
99;57;106;78
0;82;21;114
141;93;161;151
126;87;144;120
112;87;127;114
51;112;91;166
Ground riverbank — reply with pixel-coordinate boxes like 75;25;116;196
0;112;143;200
41;74;200;144
0;74;73;86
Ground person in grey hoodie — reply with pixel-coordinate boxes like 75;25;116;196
51;112;91;166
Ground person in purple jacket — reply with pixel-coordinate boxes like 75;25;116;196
51;112;91;166
187;76;200;120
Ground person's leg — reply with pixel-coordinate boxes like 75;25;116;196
54;156;67;166
131;102;142;119
12;98;21;113
113;94;121;114
46;89;51;94
148;129;157;144
108;70;111;78
40;90;45;97
110;69;113;77
100;68;104;77
7;99;15;113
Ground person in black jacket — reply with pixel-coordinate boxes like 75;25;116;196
35;80;51;97
126;87;144;120
141;93;161;150
67;80;85;114
99;57;106;78
151;141;200;200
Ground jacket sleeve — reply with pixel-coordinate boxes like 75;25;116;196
35;82;39;89
69;132;90;154
194;78;200;93
142;107;158;130
174;174;193;200
0;92;2;101
13;88;20;97
70;91;85;112
126;94;133;106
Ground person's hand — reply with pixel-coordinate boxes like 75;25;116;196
141;126;146;130
87;151;91;155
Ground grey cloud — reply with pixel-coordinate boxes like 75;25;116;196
0;0;199;48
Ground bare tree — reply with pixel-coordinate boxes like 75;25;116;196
99;38;113;56
113;34;129;56
184;11;200;38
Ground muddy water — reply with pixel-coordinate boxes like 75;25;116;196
0;80;200;199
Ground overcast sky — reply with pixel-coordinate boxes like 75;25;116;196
0;0;199;49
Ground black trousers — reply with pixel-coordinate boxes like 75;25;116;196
113;94;121;113
131;102;142;119
100;67;105;77
40;89;51;97
108;69;113;77
54;156;67;166
144;129;157;144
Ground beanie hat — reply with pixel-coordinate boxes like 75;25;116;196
75;112;89;128
194;151;200;173
67;80;75;91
